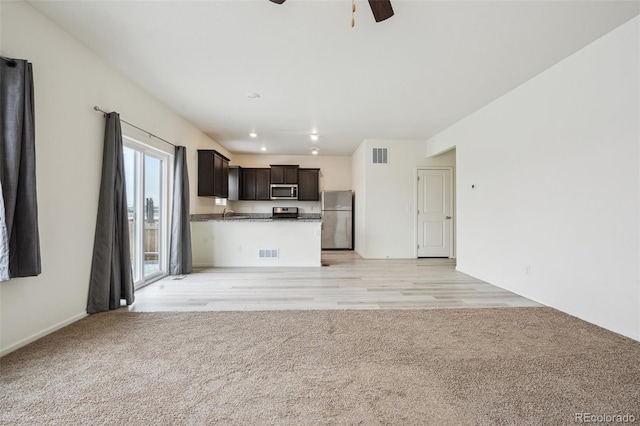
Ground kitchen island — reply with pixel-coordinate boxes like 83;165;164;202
191;214;322;267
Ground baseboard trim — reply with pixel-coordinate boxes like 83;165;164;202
1;311;88;357
455;265;640;343
192;262;214;268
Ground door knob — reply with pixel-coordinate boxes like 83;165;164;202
446;216;452;219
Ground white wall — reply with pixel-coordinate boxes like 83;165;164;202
0;1;226;355
192;221;321;267
352;140;456;259
427;17;640;340
229;154;351;214
352;143;367;255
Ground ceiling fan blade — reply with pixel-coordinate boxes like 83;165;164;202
368;0;394;22
269;0;286;4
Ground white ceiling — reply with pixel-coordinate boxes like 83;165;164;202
29;0;639;156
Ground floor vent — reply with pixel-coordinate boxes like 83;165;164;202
372;147;388;164
259;249;279;259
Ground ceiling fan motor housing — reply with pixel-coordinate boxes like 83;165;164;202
268;0;395;23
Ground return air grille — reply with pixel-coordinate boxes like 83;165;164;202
372;147;388;164
259;249;279;259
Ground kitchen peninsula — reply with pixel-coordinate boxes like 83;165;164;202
190;213;322;267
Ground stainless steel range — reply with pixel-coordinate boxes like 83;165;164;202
272;206;299;219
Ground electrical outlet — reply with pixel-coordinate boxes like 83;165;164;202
525;265;531;276
237;245;242;252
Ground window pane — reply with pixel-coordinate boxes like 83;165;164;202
144;155;162;278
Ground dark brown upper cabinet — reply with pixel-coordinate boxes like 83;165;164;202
298;168;320;201
228;166;242;201
270;165;299;184
241;168;271;200
198;150;230;198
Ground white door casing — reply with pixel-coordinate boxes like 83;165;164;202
123;136;172;288
417;168;453;257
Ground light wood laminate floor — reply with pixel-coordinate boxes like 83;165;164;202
129;252;540;311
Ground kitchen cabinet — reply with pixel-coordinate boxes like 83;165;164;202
241;168;271;200
298;168;320;201
228;166;242;201
198;150;229;198
270;165;299;184
256;169;271;199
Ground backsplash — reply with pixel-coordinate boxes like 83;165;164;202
228;200;321;214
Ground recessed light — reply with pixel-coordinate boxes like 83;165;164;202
310;134;319;142
260;146;267;152
247;93;261;99
311;148;319;155
249;132;257;138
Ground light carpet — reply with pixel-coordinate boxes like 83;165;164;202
1;308;639;425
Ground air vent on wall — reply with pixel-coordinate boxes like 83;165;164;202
372;147;388;164
259;249;279;259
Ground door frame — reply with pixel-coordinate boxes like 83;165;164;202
414;166;455;259
123;135;174;289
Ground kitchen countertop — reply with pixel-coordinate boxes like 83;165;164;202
190;213;322;222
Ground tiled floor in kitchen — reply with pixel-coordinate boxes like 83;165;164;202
127;251;540;311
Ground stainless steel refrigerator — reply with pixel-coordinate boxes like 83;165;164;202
321;190;353;249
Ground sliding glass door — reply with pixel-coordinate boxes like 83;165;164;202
123;138;171;288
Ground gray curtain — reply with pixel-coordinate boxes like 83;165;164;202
87;112;134;314
0;57;41;279
169;146;192;275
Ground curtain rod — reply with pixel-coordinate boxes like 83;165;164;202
93;106;177;148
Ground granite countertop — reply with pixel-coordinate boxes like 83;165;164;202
190;213;322;222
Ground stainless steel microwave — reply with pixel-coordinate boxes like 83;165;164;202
270;184;298;200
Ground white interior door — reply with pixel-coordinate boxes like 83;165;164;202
417;168;452;257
